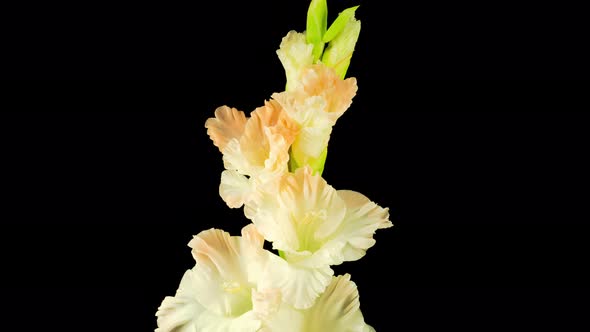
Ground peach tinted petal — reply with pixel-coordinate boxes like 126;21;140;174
188;229;252;317
205;106;247;152
299;64;358;122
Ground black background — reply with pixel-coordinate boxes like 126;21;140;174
2;1;589;331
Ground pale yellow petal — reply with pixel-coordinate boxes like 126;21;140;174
155;269;204;332
327;190;392;264
246;166;346;255
195;310;261;332
291;125;332;160
301;274;369;332
241;223;265;249
219;169;252;209
255;289;305;332
276;30;314;91
188;229;253;317
222;138;251;175
205;106;247;152
248;247;333;310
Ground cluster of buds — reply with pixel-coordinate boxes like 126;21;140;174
156;1;391;331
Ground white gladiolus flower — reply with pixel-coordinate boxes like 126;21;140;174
244;166;392;309
155;225;266;332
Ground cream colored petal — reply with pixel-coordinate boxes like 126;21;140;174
256;274;373;332
219;169;252;209
188;229;254;317
301;274;370;332
222;138;251;175
195;310;261;332
276;30;314;91
205;106;248;152
272;92;329;128
155;269;204;332
248;247;333;310
326;190;392;264
156;269;261;332
252;288;282;321
291;125;332;160
255;288;305;332
246;166;346;255
241;223;265;249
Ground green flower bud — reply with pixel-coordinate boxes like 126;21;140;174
306;0;328;62
321;10;361;79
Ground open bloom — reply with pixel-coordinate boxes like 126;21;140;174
205;101;298;208
156;224;377;332
244;166;392;309
155;225;265;332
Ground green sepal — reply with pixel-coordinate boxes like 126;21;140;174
323;5;359;43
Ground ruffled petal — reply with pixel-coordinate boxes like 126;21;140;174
299;64;358;122
240;110;291;177
328;190;392;264
276;30;314;91
222;138;251;175
205;106;248;152
301;274;370;332
155;269;204;332
222;106;291;179
252;99;300;146
249;248;334;310
219;169;252;209
246;166;346;255
255;274;374;332
188;229;254;317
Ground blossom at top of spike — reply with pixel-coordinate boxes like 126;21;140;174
272;64;357;173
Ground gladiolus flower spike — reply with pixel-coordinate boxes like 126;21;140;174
156;1;392;331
